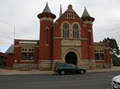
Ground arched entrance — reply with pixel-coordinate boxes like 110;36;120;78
65;52;77;65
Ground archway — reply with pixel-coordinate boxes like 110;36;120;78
65;52;77;65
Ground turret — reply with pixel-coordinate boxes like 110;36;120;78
81;7;96;68
81;7;95;23
81;7;95;45
37;2;56;70
37;2;56;21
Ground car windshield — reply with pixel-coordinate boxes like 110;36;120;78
71;64;77;68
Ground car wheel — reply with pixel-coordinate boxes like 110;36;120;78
61;71;65;75
80;70;84;74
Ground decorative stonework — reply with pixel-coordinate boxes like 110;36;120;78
61;46;81;65
61;40;81;46
18;40;38;47
94;46;105;49
40;17;53;22
84;21;93;25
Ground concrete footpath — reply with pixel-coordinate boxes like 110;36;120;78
0;67;120;75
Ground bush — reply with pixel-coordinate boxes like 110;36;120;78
112;58;120;66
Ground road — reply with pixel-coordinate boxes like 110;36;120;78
0;71;119;89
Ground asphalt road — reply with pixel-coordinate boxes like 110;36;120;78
0;71;119;89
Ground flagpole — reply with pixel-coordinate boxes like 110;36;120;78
13;25;15;45
14;25;15;40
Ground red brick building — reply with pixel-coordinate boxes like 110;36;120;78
5;3;111;70
0;52;7;68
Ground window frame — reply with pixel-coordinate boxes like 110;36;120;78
63;23;69;38
73;24;79;38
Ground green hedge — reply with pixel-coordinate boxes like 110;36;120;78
113;58;120;66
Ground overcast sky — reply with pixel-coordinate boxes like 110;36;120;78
0;0;120;52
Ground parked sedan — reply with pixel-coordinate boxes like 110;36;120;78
111;75;120;89
54;62;86;75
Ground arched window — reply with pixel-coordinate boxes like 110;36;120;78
63;23;69;38
46;28;49;44
88;31;91;45
73;24;79;38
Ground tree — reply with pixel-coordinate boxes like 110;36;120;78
100;37;120;56
100;37;120;66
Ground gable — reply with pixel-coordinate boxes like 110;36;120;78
53;5;84;38
55;5;82;23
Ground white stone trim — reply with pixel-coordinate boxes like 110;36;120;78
45;27;49;30
53;37;87;41
40;17;53;22
21;60;34;62
84;21;93;25
61;40;81;46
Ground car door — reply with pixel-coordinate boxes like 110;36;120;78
71;64;78;74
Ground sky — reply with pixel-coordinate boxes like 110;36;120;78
0;0;120;52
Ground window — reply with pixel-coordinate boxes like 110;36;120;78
63;23;69;38
46;28;48;44
29;53;33;60
22;48;24;51
100;53;104;60
67;13;74;19
95;50;99;53
100;50;103;52
29;48;34;52
22;53;27;60
29;49;31;52
21;48;27;52
95;53;99;60
88;31;91;45
95;50;104;60
73;24;79;38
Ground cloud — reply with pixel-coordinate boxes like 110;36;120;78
0;0;120;52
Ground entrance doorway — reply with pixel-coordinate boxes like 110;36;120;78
65;52;77;65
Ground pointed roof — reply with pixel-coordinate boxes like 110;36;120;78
81;7;95;22
37;2;56;19
42;2;51;13
81;7;91;18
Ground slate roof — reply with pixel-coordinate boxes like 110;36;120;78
6;45;14;54
42;2;51;13
81;7;91;18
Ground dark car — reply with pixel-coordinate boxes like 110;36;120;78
54;62;86;75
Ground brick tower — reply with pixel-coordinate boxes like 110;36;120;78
81;7;96;68
37;2;56;70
